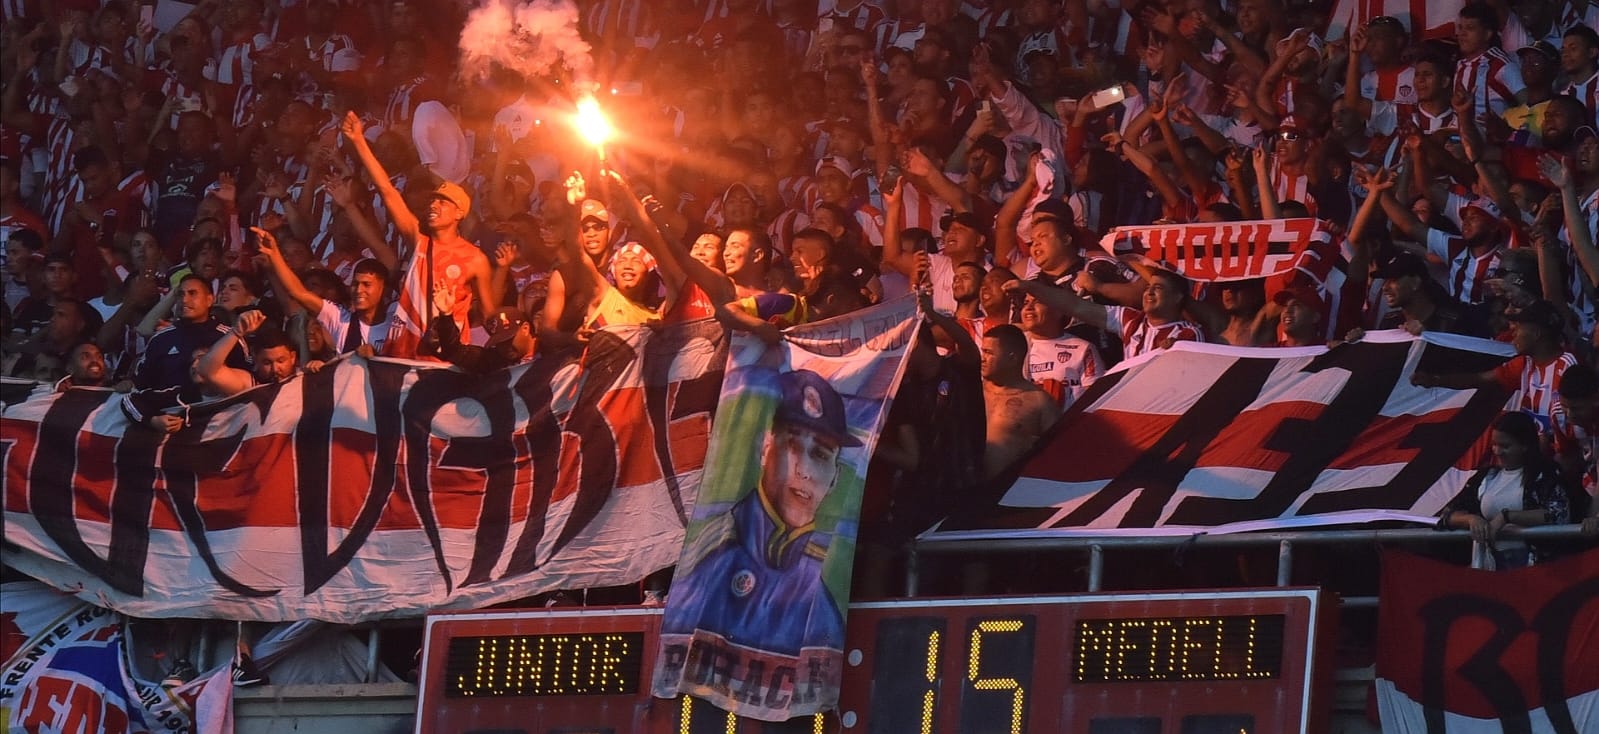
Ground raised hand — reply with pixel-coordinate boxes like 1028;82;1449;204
234;309;268;337
325;175;355;208
860;56;880;88
882;177;905;209
1348;26;1367;54
493;242;517;268
1450;82;1473;119
1538;154;1571;190
339;110;364;141
214;171;237;203
903;148;936;178
249;226;280;257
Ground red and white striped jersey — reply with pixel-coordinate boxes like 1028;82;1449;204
1269;159;1318;215
1558;189;1599;336
778;175;816;210
1369;101;1458;137
1;0;36;24
1024;332;1104;411
851;202;886;249
1494;352;1579;422
212;33;273;87
974;6;1016;38
384;76;432;129
1359;65;1417;105
1550;398;1599;494
768;207;810;260
118;170;155;230
895;180;952;236
817;0;886;32
1104;306;1205;360
1425;228;1502;305
585;0;659;48
1453;48;1526;124
1566;70;1599;128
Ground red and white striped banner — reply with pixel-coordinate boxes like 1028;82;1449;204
1098;218;1344;284
929;331;1517;539
2;321;728;623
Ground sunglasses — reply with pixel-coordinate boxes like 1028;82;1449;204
580;221;608;232
1278;130;1302;142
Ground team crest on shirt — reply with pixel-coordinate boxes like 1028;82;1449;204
1398;85;1412;99
801;385;823;419
445;264;462;280
731;569;756;597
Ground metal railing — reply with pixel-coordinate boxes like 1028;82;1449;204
907;524;1597;602
187;526;1594;686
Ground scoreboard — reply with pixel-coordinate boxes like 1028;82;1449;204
416;588;1334;734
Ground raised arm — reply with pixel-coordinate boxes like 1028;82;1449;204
880;179;915;278
340;112;419;243
1252;147;1280;220
325;175;400;273
1002;278;1109;330
1109;129;1186;216
197;310;266;396
1342;27;1374;118
251;226;325;315
135;285;182;338
994;159;1040;277
1543;156;1599;288
1375;184;1431;242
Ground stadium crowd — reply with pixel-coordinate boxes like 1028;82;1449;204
3;0;1599;565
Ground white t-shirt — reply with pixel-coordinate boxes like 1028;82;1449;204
317;299;396;354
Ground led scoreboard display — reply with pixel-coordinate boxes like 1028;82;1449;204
417;589;1333;734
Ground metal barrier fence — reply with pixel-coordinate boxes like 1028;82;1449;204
907;524;1597;605
185;525;1595;686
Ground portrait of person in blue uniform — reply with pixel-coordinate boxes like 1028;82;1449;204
664;368;860;656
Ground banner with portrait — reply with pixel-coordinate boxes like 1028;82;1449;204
651;296;919;722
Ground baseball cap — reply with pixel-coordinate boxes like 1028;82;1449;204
1031;197;1075;224
1372;251;1430;280
1505;300;1564;332
1279;115;1310;133
431;181;472;218
1272;283;1324;310
815;155;856;179
773;369;862;447
580;199;610;223
1457;196;1503;223
483;307;528;346
940;210;993;238
1516;41;1559;63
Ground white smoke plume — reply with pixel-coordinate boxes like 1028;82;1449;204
458;0;593;84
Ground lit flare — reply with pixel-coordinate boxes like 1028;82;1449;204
574;95;613;148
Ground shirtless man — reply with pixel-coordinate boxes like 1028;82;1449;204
980;323;1060;479
341;112;497;357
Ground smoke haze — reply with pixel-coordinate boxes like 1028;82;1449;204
459;0;593;84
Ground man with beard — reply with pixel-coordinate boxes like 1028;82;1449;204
196;310;299;396
134;275;245;390
1355;251;1468;337
52;342;109;392
341;113;496;357
950;261;989;339
8;299;101;382
1379;187;1508;310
